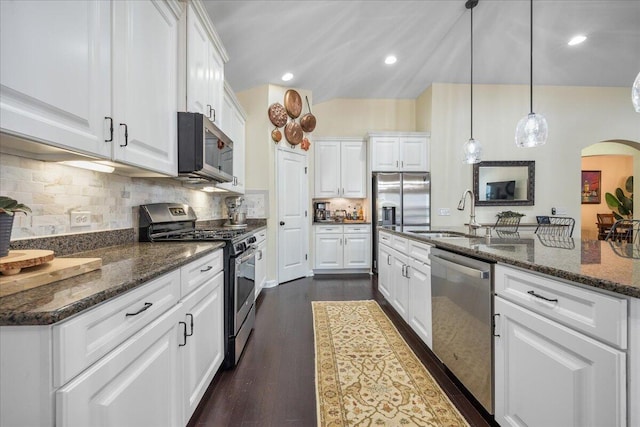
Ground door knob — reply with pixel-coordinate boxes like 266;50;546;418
280;221;285;226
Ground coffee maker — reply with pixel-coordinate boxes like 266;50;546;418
314;201;330;222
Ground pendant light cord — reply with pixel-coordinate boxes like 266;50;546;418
529;0;533;114
470;4;474;139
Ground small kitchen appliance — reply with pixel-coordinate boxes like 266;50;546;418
314;201;330;222
139;203;256;368
225;196;247;228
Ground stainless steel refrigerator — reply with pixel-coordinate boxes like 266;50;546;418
372;172;430;272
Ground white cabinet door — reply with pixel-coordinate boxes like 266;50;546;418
407;259;432;348
314;140;341;197
344;233;371;268
112;0;178;176
216;94;245;194
255;239;267;298
181;270;224;424
0;0;111;159
208;46;224;127
399;137;428;171
495;297;626;427
56;305;183;427
186;2;211;116
377;244;393;300
341;140;367;198
390;251;409;321
315;234;343;269
370;137;399;171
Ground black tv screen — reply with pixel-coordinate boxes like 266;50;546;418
486;180;516;200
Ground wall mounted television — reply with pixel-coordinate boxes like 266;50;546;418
485;180;516;200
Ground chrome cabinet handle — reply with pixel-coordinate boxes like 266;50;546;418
125;302;152;317
207;104;213;119
527;290;558;303
396;160;399;167
212;108;216;122
119;123;128;147
340;238;343;245
200;265;213;272
405;265;410;278
387;254;391;265
186;313;194;336
401;161;404;168
105;117;113;142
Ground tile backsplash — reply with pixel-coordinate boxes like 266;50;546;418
1;154;227;239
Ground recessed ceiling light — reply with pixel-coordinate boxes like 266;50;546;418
281;72;293;81
384;55;397;65
568;35;587;46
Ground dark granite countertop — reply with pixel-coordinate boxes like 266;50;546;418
379;226;640;299
0;241;224;326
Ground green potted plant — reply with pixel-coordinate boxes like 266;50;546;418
605;176;633;220
0;196;32;258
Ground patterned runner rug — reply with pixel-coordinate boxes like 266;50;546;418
312;300;469;427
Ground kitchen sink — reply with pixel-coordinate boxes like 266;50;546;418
406;231;469;238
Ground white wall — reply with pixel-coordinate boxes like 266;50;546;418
427;83;640;233
238;84;312;283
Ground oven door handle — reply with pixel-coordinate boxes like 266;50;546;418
236;249;256;264
429;254;490;279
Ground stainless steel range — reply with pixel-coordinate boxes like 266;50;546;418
139;203;256;368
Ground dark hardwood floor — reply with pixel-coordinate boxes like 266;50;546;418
189;274;496;427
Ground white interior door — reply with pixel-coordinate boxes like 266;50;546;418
277;148;309;284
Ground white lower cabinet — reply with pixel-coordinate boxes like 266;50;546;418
407;258;432;348
1;249;225;427
56;304;183;427
314;224;370;271
494;264;627;427
180;269;224;424
254;230;267;298
378;231;433;349
390;250;410;320
377;243;393;300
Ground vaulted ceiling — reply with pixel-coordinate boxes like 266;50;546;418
204;1;640;103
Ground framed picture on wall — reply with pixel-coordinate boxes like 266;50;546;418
581;170;601;204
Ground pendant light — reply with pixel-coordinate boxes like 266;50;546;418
462;0;482;164
515;0;548;148
632;71;640;112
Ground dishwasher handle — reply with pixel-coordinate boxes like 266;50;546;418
429;253;490;279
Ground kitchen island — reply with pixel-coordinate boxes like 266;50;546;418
378;225;639;427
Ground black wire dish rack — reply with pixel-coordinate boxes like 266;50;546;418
605;219;639;259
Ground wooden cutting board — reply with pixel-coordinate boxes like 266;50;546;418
0;257;102;297
0;250;55;275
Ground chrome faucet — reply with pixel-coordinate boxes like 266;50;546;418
458;189;482;229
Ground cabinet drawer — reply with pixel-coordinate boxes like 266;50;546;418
379;231;392;246
254;229;266;243
495;265;627;349
180;249;224;297
315;225;343;234
344;224;370;234
408;239;432;264
53;270;181;387
391;235;408;252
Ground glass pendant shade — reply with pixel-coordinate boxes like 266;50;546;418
632;71;640;113
462;137;482;164
515;112;548;147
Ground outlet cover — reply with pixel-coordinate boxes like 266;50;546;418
438;208;451;216
70;211;91;227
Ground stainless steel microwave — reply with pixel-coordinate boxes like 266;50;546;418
177;112;233;183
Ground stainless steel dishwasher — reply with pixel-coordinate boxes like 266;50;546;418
429;247;494;414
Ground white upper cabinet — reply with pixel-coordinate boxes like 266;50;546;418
0;0;182;176
112;0;180;176
314;139;366;198
186;1;226;127
368;132;430;172
216;82;246;194
0;0;111;158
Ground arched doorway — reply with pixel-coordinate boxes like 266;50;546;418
581;140;639;239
